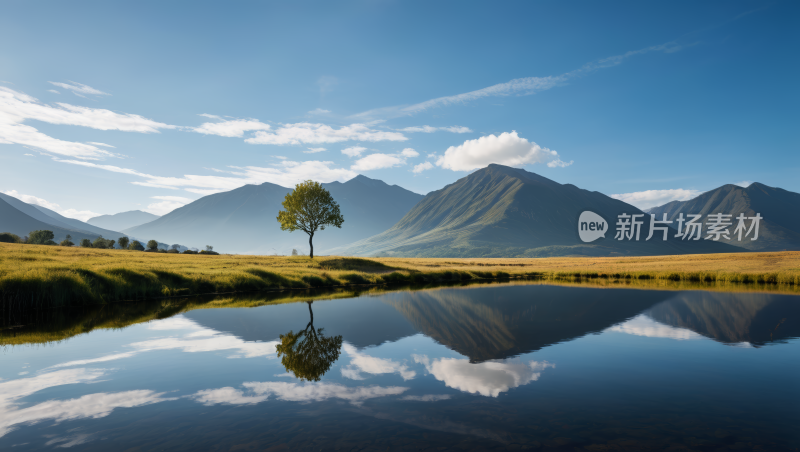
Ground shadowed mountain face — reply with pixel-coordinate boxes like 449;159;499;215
123;175;423;254
381;285;673;362
0;196;115;243
88;210;160;231
645;292;800;346
0;192;122;239
337;164;742;257
648;183;800;251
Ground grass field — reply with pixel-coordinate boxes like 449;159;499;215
1;242;799;309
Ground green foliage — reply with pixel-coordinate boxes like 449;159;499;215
59;239;74;247
146;240;159;251
276;303;343;382
118;237;130;250
92;236;115;249
277;180;344;258
80;238;92;248
28;230;55;245
0;232;22;243
129;240;145;251
182;249;198;254
166;249;179;254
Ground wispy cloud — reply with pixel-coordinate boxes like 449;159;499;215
304;147;327;153
412;161;434;174
193;117;272;138
245;122;407;145
400;125;473;134
0;86;175;160
351;148;419;171
146;196;193;215
353;41;684;119
48;81;110;97
341;146;366;158
308;108;330;115
610;188;702;210
734;180;753;187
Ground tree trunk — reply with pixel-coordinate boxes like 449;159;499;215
309;233;314;258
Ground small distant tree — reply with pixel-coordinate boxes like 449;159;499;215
205;245;213;252
0;232;22;243
118;237;129;250
292;248;299;256
277;180;344;258
146;240;159;251
92;236;108;249
171;244;180;250
28;230;56;245
80;238;92;248
59;234;74;247
129;240;145;251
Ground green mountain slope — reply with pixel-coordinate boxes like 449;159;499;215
647;183;800;251
335;164;742;257
123;175;424;254
88;210;160;231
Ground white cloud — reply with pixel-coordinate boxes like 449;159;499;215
304;147;327;153
412;161;434;174
436;131;571;171
145;196;193;215
400;148;419;158
0;86;175;160
308;108;331;115
24;153;34;156
48;81;109;97
193;382;408;407
339;344;416;381
353;41;684;119
414;355;554;398
610;188;702;210
1;189;100;222
341;146;366;158
351;153;406;171
193;118;272;138
607;314;704;340
734;180;753;187
87;142;115;148
54;158;358;193
400;125;472;133
48;89;60;94
245;123;407;145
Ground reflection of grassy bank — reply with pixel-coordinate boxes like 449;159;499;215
1;243;799;309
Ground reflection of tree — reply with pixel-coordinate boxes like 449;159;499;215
276;301;343;381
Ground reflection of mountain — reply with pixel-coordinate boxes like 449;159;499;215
382;285;673;362
184;296;418;349
645;292;800;346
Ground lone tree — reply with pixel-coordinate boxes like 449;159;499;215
118;237;129;250
275;301;343;382
146;240;159;251
277;180;343;258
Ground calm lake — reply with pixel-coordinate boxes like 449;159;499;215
1;283;798;451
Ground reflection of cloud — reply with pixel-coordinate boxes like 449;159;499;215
400;394;451;402
47;352;138;369
46;433;94;448
0;369;107;409
0;390;173;437
132;315;279;359
608;314;704;340
414;355;553;397
193;382;408;407
340;344;416;381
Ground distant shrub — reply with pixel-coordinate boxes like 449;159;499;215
146;240;159;251
182;249;198;254
128;240;145;251
80;238;92;248
198;250;219;255
0;232;22;243
92;236;115;249
28;230;56;245
166;249;179;254
118;237;130;249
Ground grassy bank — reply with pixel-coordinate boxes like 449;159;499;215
1;243;799;309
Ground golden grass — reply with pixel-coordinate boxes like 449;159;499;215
1;242;799;309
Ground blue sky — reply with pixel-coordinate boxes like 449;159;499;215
1;1;797;220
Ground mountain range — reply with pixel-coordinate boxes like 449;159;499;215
647;183;800;251
333;164;742;257
88;210;160;232
123;175;424;254
0;192;123;243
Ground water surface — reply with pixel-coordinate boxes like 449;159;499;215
1;284;798;450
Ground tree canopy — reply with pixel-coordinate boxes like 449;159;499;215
118;237;130;250
277;180;343;258
28;230;56;245
275;302;343;382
